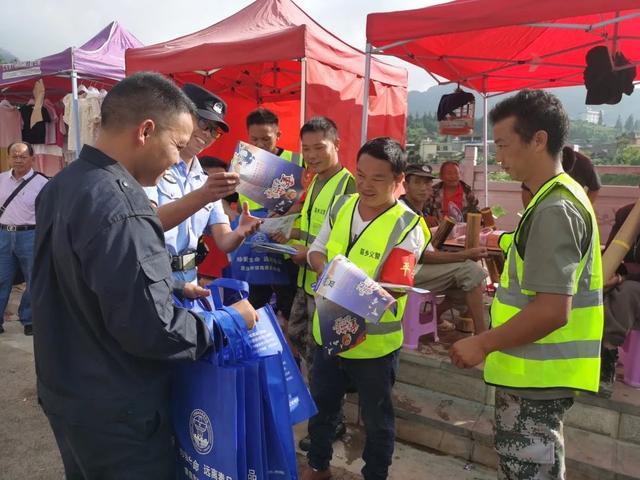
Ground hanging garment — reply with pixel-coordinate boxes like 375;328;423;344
63;91;102;152
0;99;22;149
19;104;50;144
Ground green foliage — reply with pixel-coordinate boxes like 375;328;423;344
600;173;640;186
614;145;640;165
568;120;618;145
625;114;636;133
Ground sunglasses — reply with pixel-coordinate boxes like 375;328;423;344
197;117;224;139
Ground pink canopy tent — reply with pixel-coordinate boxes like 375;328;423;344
363;0;640;203
126;0;407;171
0;21;142;153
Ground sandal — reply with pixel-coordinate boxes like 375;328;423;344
437;319;456;332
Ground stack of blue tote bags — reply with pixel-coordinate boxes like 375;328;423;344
172;278;317;480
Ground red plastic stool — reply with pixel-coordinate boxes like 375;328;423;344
623;329;640;388
402;289;438;349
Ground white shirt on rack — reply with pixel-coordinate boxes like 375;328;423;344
0;169;48;225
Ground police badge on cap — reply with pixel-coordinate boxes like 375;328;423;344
182;83;230;133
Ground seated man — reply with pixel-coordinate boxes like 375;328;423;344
424;160;480;224
599;199;640;397
400;164;488;334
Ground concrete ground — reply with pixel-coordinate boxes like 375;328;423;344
0;285;496;479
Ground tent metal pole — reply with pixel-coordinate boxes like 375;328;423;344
300;58;307;127
482;78;489;207
361;43;372;145
71;70;81;161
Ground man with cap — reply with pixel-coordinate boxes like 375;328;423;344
400;164;488;334
146;83;261;284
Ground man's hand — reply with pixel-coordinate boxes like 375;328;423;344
464;246;489;261
291;244;309;266
270;232;288;244
604;273;624;291
449;335;488;368
198;172;239;203
230;299;259;330
183;283;211;300
234;202;262;239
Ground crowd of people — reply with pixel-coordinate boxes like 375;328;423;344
0;71;637;480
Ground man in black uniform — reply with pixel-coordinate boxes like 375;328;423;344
31;72;257;479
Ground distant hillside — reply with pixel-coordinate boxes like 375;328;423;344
0;48;18;63
408;85;640;127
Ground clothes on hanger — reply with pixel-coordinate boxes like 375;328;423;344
0;99;22;150
19;103;50;144
62;88;102;152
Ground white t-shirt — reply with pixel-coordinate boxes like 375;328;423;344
308;199;426;264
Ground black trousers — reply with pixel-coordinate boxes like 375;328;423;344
307;348;400;480
46;409;175;479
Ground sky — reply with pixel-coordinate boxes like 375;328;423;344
0;0;446;91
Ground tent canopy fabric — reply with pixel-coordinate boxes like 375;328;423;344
126;0;407;170
126;0;404;87
0;21;142;100
366;0;640;93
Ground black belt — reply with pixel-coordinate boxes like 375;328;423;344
171;252;197;272
0;224;36;231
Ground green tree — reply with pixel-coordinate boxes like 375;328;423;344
615;115;623;132
615;145;640;165
625;114;636;133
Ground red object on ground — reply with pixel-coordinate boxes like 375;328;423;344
126;0;407;173
366;0;640;93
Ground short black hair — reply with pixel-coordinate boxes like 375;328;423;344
357;137;406;176
489;89;569;158
246;108;279;128
100;72;196;131
7;141;34;156
300;116;339;143
439;160;460;175
200;156;228;170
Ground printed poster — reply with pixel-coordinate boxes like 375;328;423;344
230;141;304;214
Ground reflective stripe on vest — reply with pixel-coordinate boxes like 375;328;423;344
297;168;354;294
484;173;603;392
238;148;303;210
312;194;431;359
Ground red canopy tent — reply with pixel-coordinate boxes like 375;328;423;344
126;0;407;171
364;0;640;203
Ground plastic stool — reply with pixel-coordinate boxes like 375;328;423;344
402;290;438;349
623;329;640;388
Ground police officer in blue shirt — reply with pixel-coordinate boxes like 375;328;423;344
146;84;261;283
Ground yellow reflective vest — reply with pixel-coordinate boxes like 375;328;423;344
297;168;354;295
484;173;603;392
238;149;304;211
312;194;431;359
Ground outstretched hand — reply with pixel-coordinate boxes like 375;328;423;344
200;172;239;203
234;202;262;238
449;335;488;369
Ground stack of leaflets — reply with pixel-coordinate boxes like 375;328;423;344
249;242;299;256
258;214;299;238
314;255;397;355
230;141;304;214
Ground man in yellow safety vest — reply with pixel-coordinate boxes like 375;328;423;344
450;89;603;480
302;137;429;480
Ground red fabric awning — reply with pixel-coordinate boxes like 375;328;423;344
366;0;640;93
126;0;408;171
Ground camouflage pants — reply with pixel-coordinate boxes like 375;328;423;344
288;288;318;368
494;389;574;480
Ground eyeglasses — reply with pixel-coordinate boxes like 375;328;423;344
197;117;224;139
